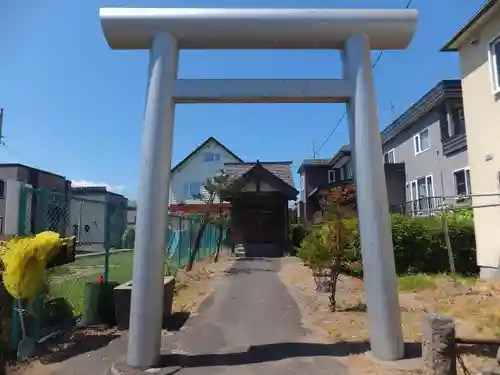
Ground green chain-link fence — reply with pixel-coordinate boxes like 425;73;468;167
8;185;223;352
0;279;15;361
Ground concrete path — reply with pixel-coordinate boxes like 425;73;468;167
143;257;351;375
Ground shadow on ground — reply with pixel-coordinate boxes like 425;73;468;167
36;328;120;364
163;312;191;331
158;341;422;368
224;268;275;276
234;257;274;262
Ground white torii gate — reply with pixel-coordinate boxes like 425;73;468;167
99;8;418;369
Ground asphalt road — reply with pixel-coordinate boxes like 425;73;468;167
47;257;351;375
156;257;350;375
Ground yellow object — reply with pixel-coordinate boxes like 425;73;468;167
1;232;69;301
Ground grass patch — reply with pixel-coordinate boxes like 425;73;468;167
45;249;214;315
398;274;438;291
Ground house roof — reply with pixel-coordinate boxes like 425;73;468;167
442;0;500;51
224;161;298;200
71;186;126;199
224;161;296;189
297;158;330;174
329;144;351;166
380;80;462;144
171;136;243;173
0;163;67;180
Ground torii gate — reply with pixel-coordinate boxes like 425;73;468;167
99;8;418;369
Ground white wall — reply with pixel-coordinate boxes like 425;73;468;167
170;139;241;204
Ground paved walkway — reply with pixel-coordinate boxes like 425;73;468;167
42;258;350;375
149;258;350;375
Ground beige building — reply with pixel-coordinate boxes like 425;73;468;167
443;0;500;278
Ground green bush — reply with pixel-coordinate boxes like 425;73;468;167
292;224;309;248
343;214;477;277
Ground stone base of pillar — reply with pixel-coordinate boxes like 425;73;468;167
480;266;500;280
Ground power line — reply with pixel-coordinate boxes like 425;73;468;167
313;0;415;158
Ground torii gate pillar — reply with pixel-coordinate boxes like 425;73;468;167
99;8;418;369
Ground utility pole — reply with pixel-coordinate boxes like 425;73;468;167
0;108;4;146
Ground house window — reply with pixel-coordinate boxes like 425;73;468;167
454;107;466;134
340;168;345;181
328;170;335;183
0;180;4;198
489;36;500;93
203;152;221;162
384;149;395;164
413;128;430;155
346;162;353;179
185;182;204;199
300;174;306;202
453;168;471;197
410;175;434;214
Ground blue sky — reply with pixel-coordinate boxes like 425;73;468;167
0;0;483;199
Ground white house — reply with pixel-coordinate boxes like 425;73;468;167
442;0;500;278
169;137;242;211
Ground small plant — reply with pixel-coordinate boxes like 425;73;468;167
298;186;353;311
291;224;309;248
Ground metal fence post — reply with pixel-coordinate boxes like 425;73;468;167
177;216;182;268
17;185;28;235
77;199;84;242
103;202;111;283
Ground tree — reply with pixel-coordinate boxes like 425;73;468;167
186;170;234;271
325;183;357;218
298;185;353;311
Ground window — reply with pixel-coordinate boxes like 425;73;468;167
413;128;430;154
185;182;204;199
203;152;221;162
453;107;466;135
346;162;354;179
453;168;471;197
300;175;305;201
410;175;434;214
0;180;5;198
340;167;345;181
489;36;500;93
328;170;335;183
384;149;395;164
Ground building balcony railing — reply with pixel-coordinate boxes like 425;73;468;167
442;132;467;156
399;196;472;216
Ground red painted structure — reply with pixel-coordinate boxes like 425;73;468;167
169;203;231;216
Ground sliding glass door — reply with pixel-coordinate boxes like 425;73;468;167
410;175;434;215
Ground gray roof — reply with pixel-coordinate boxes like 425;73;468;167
297;158;330;174
224;161;296;189
442;0;499;51
380;80;462;144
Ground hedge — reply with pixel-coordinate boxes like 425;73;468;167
343;214;477;276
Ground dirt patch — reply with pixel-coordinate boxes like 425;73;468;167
172;256;234;313
279;257;500;375
5;256;235;375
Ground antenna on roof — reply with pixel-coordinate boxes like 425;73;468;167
312;140;316;159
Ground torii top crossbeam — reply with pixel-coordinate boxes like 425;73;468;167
99;8;418;50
